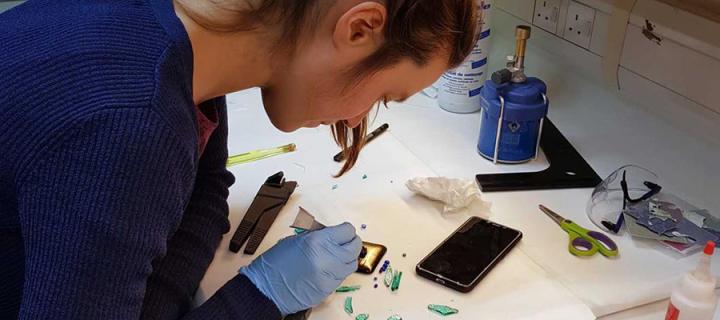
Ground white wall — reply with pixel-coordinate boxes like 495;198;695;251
494;0;720;125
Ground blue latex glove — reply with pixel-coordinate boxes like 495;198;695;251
240;222;362;315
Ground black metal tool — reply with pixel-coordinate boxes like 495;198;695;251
229;172;297;254
475;118;602;192
333;123;390;162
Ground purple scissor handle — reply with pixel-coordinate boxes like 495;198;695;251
541;205;619;257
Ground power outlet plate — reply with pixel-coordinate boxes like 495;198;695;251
533;0;562;34
563;1;595;48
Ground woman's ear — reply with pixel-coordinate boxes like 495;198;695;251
333;2;386;58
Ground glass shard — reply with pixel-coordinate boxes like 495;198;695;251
290;207;323;231
383;267;394;287
344;297;353;315
355;314;369;320
335;285;361;293
428;304;459;316
387;315;402;320
379;260;390;273
390;271;403;291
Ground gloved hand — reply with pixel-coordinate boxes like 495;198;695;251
240;222;362;315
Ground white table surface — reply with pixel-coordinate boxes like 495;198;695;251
196;25;720;319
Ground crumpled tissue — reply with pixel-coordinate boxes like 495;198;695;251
406;177;491;215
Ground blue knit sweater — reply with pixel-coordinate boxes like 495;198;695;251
0;0;281;319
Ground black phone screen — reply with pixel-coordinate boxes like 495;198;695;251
418;217;522;287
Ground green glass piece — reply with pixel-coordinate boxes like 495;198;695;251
335;285;361;293
428;304;459;316
387;315;402;320
293;228;306;235
390;271;403;291
344;297;353;315
355;314;369;320
383;267;394;287
227;143;296;167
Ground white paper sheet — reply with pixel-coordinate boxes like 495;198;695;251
299;184;595;320
485;189;720;317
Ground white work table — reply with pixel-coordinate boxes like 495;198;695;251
197;26;720;319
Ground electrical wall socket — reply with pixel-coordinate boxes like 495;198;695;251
563;1;595;48
533;0;562;34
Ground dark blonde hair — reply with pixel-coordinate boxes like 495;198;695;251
180;0;479;176
332;0;479;175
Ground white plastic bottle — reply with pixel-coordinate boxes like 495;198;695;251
666;241;719;320
437;0;492;114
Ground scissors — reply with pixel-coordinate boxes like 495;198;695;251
539;205;619;257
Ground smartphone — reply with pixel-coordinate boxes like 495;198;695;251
416;216;523;293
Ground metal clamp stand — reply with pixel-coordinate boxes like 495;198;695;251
492;95;506;164
534;93;548;160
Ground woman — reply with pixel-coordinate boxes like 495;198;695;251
0;0;477;319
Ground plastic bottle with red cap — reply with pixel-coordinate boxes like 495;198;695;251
665;241;718;320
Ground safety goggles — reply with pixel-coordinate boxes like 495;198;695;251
587;165;662;233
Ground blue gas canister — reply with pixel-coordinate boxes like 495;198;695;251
477;77;548;163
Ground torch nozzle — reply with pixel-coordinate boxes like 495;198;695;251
514;25;531;70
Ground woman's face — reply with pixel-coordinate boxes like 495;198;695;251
261;52;449;132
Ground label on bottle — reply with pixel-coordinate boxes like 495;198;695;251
665;302;679;320
437;0;492;113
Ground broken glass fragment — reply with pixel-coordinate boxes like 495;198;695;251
344;297;353;315
390;271;403;291
387;315;402;320
428;304;459;316
379;260;390;273
355;314;369;320
383;267;394;287
685;210;707;227
335;285;361;293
